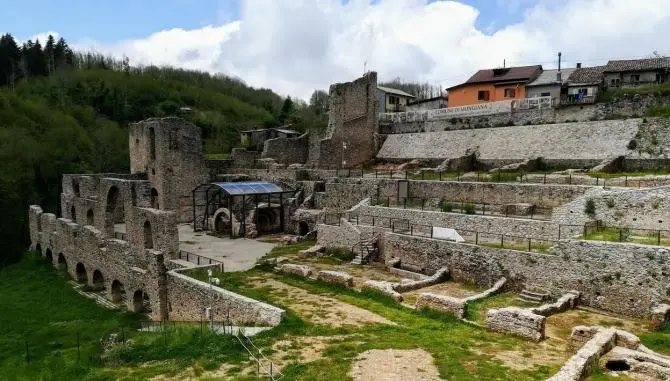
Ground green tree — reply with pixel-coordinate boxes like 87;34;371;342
278;96;294;124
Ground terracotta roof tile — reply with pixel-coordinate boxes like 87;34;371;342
448;65;542;90
567;66;605;84
604;58;670;72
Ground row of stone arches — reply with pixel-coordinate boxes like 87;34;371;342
68;206;95;226
38;247;150;313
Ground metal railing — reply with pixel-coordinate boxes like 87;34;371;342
583;221;670;246
235;331;284;380
370;196;551;220
178;250;225;271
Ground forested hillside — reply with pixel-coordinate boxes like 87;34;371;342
0;33;328;265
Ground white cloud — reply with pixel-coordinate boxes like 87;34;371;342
71;0;670;100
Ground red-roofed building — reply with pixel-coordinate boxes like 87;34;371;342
446;65;543;107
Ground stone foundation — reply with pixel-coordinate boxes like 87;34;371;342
486;307;546;341
316;270;354;288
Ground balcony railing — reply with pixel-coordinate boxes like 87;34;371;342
559;94;597;105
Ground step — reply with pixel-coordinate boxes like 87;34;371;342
520;290;550;299
517;296;541;305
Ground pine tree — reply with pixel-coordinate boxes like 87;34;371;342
0;34;22;87
44;35;56;74
278;97;294;124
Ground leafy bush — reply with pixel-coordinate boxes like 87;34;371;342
605;199;616;208
584;199;596;217
627;139;638;150
463;203;476;215
439;199;454;213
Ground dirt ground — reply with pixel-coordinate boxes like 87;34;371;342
249;278;395;327
349;349;442;381
291;259;407;289
546;309;648;342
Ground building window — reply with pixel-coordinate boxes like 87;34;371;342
631;74;640;83
477;90;490;101
388;95;398;104
540;92;551;97
504;88;516;98
578;88;589;95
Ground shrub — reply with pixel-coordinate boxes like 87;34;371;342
326;248;355;262
605;199;616;208
463;203;476;215
584;199;596;217
627;139;638;150
439;199;454;213
653;198;662;209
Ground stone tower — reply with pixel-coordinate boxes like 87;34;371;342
129;117;208;222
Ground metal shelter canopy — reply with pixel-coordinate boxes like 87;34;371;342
210;181;285;196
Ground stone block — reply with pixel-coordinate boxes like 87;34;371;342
415;293;467;318
486;307;546;342
316;270;354;288
362;280;402;302
280;263;313;278
651;304;670;330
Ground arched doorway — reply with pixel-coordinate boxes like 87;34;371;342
143;221;154;249
106;186;125;234
86;209;94;226
111;280;126;303
256;208;279;234
45;248;53;263
70;205;76;222
72;179;80;197
92;270;104;290
150;188;159;209
57;253;67;271
35;243;42;255
132;290;150;313
75;263;87;283
298;221;309;236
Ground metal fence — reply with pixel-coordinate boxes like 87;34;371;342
584;221;670;246
178;250;225;271
370;196;551;220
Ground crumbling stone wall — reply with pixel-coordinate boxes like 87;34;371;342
129;117;209;222
167;270;285;325
381;233;670;318
318;72;378;168
262;133;309;165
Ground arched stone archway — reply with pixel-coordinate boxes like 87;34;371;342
35;243;42;255
72;179;80;197
150;188;159;209
75;263;87;283
298;221;309;236
92;270;104;290
86;209;94;226
57;253;67;271
256;208;279;234
70;205;76;222
105;186;125;235
45;248;53;263
143;221;154;249
132;290;150;313
111;280;126;303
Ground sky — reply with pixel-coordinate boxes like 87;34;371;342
3;0;670;100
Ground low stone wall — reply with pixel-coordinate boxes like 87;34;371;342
547;327;617;380
651;304;670;330
463;277;507;303
394;267;449;293
531;291;580;317
316;270;354;287
487;307;547;341
416;293;467;318
280;263;313;277
362;280;403;301
167;271;285;325
382;233;670;318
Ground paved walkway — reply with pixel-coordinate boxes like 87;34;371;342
178;224;276;272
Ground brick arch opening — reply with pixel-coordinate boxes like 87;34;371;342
92;270;105;290
143;221;154;249
105;186;125;234
45;248;53;263
86;209;94;226
70;205;76;222
256;208;280;234
298;221;309;236
75;262;87;283
35;243;42;254
111;280;126;303
72;179;80;197
57;253;67;271
150;188;159;209
132;290;150;313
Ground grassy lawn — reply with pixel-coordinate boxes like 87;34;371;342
479;240;554;253
583;227;670;247
587;169;670;179
0;252;248;381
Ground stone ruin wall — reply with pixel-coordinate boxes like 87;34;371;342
261;133;309;165
316;72;378;168
379;94;670;134
381;232;670;318
129;117;209;223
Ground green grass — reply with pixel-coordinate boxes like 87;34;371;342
205;153;229;160
464;293;535;323
600;83;670;102
587;169;670;179
639;322;670;355
477;240;553;253
583;227;670;247
648;105;670;117
408;171;460;181
0;252;251;381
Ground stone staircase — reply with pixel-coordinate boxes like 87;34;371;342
518;289;550;305
351;233;381;265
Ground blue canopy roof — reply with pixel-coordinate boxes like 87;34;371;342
210;181;284;196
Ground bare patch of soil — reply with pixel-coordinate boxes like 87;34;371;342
402;281;482;305
472;341;567;371
546;309;648;342
250;278;395;327
350;349;442;381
